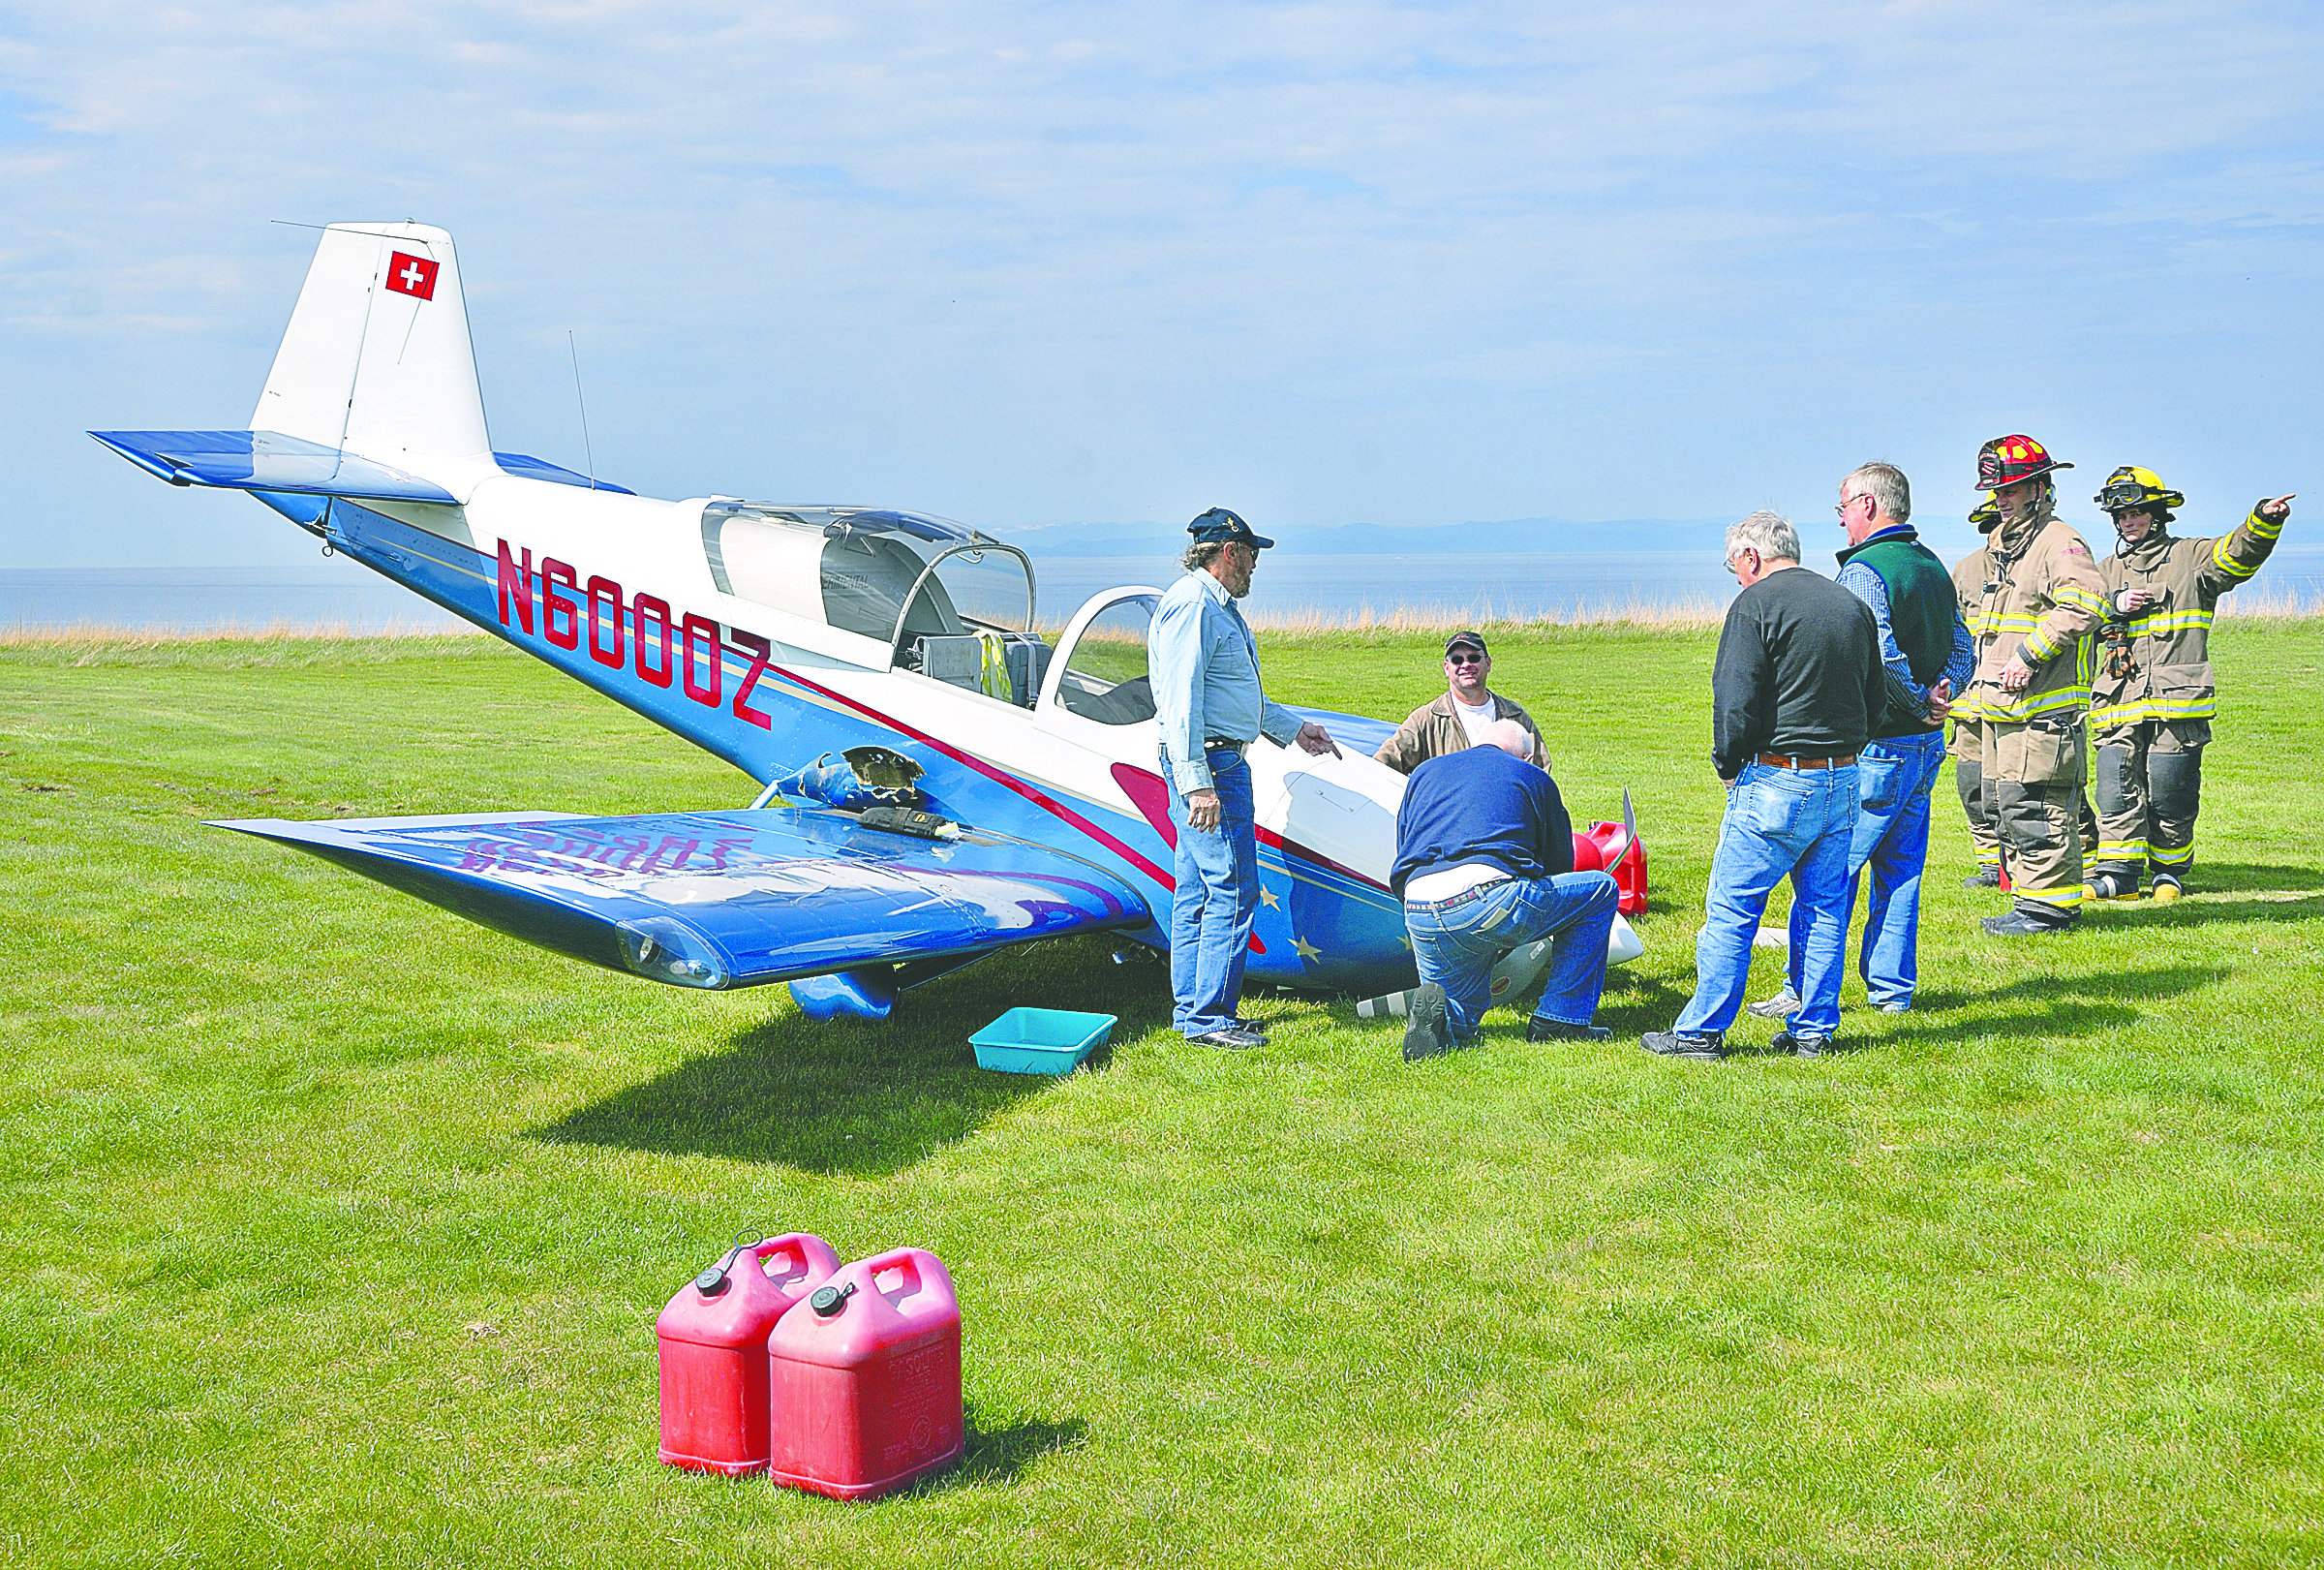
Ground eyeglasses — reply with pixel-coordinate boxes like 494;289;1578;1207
1447;651;1485;665
1835;493;1865;516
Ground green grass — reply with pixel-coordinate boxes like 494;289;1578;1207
4;622;2322;1567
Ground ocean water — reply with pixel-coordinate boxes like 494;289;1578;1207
6;545;2320;633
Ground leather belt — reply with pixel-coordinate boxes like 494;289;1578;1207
1758;753;1856;769
1203;738;1248;756
1403;877;1514;910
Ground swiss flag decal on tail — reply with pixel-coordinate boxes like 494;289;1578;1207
385;251;440;300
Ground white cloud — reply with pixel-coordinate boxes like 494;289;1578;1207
1;0;2319;567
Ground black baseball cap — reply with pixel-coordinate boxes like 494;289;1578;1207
1188;508;1274;550
1444;630;1488;656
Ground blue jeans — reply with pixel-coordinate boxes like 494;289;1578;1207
1405;871;1619;1040
1788;733;1945;1008
1167;749;1258;1037
1676;761;1858;1041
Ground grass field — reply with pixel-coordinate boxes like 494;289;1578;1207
4;621;2322;1567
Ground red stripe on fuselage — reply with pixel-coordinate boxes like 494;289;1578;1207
770;662;1177;890
1256;825;1391;895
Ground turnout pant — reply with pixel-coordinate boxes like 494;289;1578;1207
1950;716;2002;877
1980;717;2087;923
2091;720;2209;888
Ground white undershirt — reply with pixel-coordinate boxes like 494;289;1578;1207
1452;693;1496;747
1404;862;1510;904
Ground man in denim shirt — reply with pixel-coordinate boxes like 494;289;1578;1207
1150;508;1339;1049
1642;510;1886;1062
1750;463;1972;1020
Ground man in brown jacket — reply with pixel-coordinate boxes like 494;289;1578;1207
1963;435;2110;936
2085;467;2295;901
1374;631;1549;774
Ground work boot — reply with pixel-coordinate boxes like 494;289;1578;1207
1748;988;1802;1020
2086;873;2139;902
1526;1017;1610;1043
1401;984;1459;1062
1962;867;2002;890
1640;1030;1725;1062
2152;874;2184;904
1982;910;2077;937
1770;1031;1838;1058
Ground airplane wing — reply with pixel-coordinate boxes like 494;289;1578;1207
210;805;1151;990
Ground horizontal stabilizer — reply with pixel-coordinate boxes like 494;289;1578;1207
211;805;1150;991
493;451;634;495
89;429;457;505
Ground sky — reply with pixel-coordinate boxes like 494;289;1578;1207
2;0;2319;570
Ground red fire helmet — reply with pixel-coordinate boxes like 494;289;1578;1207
1976;435;2072;492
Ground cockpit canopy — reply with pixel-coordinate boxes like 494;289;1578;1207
700;501;1050;702
699;502;1035;645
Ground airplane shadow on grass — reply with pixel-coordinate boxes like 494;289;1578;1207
528;936;1175;1177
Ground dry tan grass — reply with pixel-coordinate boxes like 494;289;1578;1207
2214;585;2324;620
0;618;483;649
1242;594;1728;632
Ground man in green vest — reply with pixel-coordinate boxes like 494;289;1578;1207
1752;463;1973;1020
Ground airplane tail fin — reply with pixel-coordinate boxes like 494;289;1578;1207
251;223;491;475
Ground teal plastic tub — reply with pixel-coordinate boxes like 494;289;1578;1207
969;1007;1116;1075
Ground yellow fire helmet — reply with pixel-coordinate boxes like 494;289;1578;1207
1968;491;2002;534
2095;465;2186;518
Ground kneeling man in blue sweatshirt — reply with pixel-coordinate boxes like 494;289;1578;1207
1391;720;1621;1062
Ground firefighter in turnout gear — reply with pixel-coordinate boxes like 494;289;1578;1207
1964;437;2110;936
2084;468;2295;902
1950;494;2004;887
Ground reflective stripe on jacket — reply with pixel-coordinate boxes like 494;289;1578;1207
1949;541;1997;723
1965;505;2108;724
2088;504;2283;731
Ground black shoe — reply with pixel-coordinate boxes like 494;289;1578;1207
1526;1018;1610;1043
1772;1031;1838;1058
1962;867;2002;890
1747;988;1801;1021
1401;984;1457;1062
1982;911;2076;937
1232;1016;1270;1039
1187;1027;1265;1050
1640;1030;1725;1062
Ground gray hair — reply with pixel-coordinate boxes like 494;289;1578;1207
1844;461;1911;525
1181;540;1226;572
1727;509;1801;564
1475;718;1534;759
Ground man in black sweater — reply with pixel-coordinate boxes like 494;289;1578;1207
1642;510;1887;1062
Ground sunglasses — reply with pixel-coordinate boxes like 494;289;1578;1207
1447;651;1485;665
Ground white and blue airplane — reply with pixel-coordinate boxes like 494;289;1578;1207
93;222;1641;1022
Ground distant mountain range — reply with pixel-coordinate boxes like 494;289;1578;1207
994;516;1739;558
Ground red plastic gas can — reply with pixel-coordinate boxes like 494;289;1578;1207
656;1232;841;1475
1585;820;1649;915
1569;831;1605;873
766;1247;964;1500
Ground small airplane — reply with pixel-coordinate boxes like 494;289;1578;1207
92;222;1644;1023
